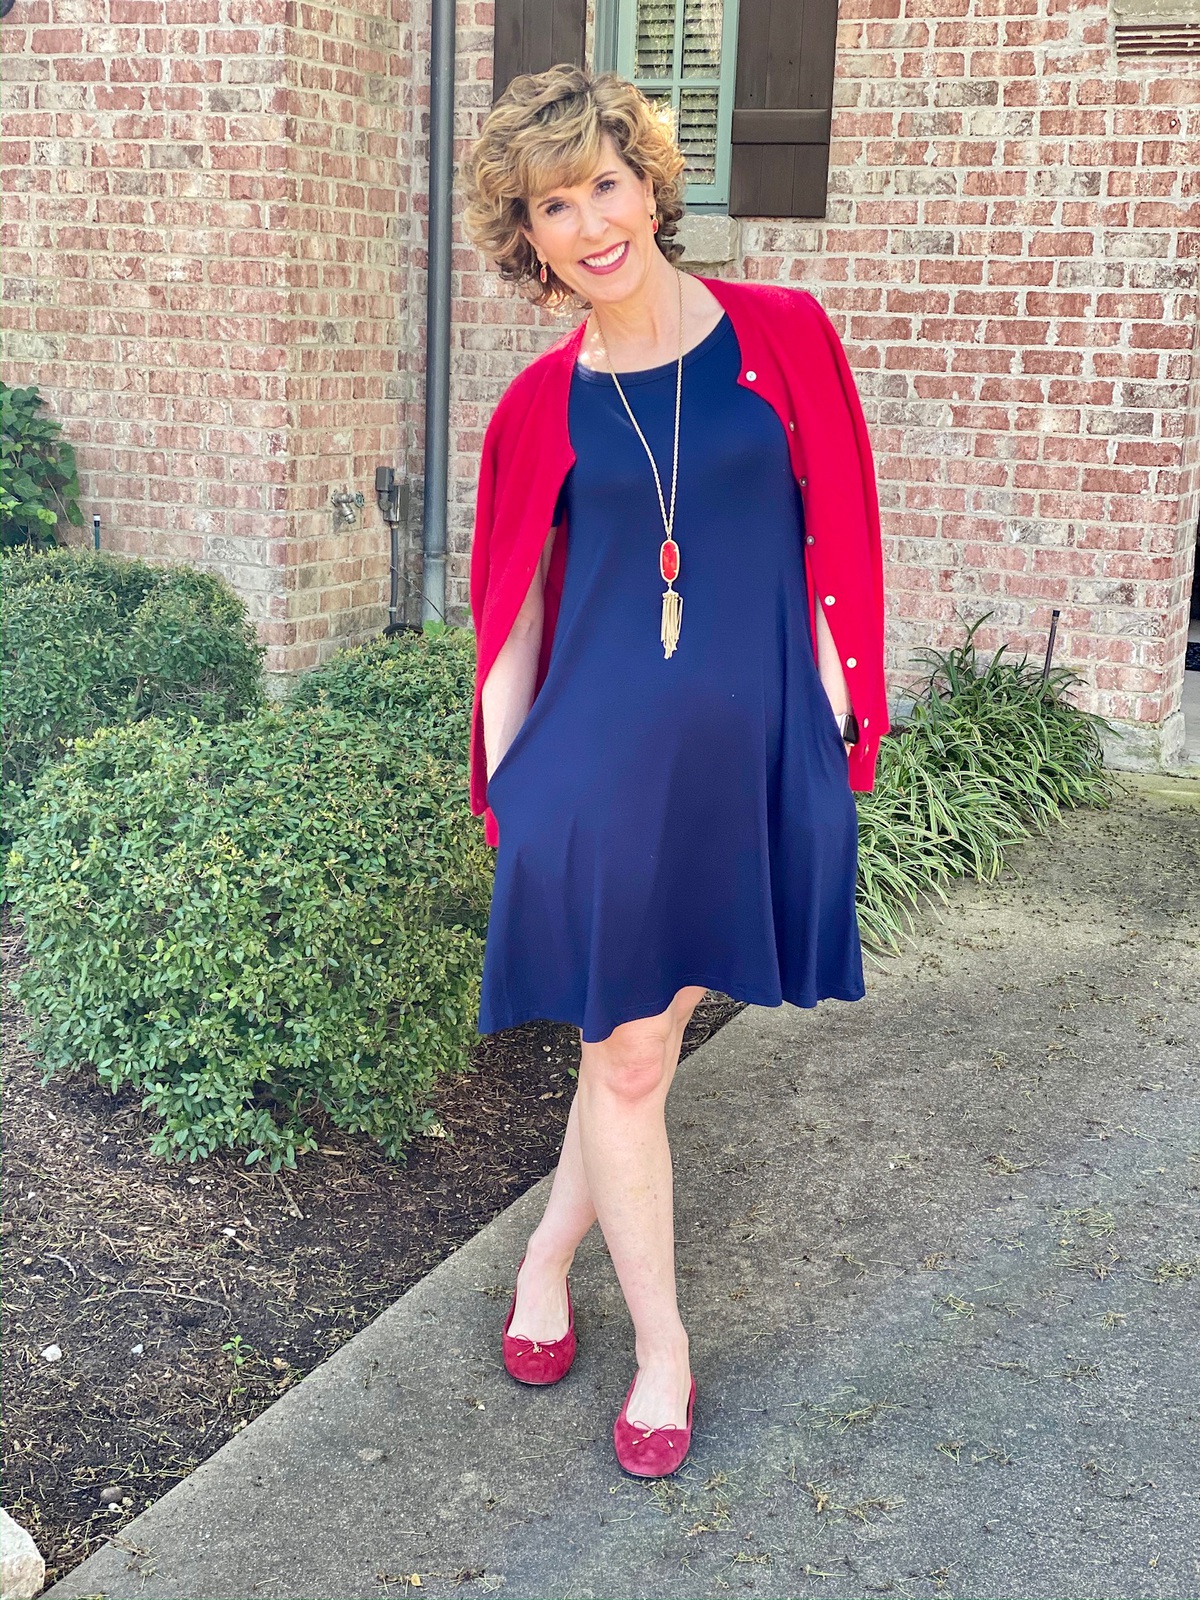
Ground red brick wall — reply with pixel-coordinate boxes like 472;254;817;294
795;0;1200;761
283;0;410;670
1;0;410;680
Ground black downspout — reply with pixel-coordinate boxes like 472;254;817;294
421;0;455;625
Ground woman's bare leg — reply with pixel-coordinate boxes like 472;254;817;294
506;984;707;1420
505;1088;596;1341
578;984;706;1428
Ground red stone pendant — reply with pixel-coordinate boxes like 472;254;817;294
659;538;680;583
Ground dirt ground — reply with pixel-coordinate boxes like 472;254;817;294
0;906;743;1589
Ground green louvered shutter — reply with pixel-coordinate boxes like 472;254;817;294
729;0;838;217
617;0;741;206
493;0;589;103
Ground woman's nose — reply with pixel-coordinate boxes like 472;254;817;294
577;200;607;238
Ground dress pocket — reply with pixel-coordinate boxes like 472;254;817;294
816;690;852;777
487;683;550;790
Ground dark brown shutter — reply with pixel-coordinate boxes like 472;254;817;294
492;0;588;103
729;0;838;218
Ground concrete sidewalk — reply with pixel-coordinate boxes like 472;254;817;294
48;775;1200;1600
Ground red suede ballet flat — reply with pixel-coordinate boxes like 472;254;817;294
501;1254;577;1385
613;1373;697;1477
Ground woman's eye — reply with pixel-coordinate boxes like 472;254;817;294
545;178;615;216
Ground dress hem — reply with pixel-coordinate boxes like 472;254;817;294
477;975;867;1044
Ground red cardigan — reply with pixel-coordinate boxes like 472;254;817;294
468;275;889;848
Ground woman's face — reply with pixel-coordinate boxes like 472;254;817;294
520;132;658;307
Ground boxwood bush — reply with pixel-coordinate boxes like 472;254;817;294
5;627;492;1170
285;619;472;765
2;546;266;858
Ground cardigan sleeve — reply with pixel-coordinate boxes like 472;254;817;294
468;407;502;839
469;410;500;638
800;292;886;663
793;289;890;788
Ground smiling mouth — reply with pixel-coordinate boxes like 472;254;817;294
580;240;629;270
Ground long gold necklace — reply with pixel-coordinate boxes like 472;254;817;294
595;269;685;659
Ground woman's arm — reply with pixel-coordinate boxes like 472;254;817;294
482;525;558;780
814;595;852;738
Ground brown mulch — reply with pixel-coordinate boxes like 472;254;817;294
0;904;745;1589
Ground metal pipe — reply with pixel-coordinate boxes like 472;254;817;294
1040;606;1061;685
421;0;455;625
376;466;414;636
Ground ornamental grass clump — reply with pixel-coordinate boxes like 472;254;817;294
855;612;1112;952
2;546;266;862
5;628;493;1170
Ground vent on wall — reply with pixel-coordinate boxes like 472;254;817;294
1115;20;1200;53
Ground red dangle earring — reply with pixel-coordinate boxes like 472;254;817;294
538;259;548;284
652;216;659;233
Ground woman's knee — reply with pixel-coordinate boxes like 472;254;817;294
580;1019;673;1102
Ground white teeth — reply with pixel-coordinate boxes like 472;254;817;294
583;242;626;267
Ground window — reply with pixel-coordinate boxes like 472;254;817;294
493;0;840;220
612;0;742;211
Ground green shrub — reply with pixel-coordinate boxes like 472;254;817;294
2;547;266;858
285;618;472;766
1;384;83;551
855;612;1112;951
5;629;492;1170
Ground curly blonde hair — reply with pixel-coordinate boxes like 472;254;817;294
460;64;687;312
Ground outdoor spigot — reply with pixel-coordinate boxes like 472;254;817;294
331;489;362;526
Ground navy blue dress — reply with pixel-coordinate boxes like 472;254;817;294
477;311;865;1044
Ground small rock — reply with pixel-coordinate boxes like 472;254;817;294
357;1448;385;1463
40;1344;62;1363
130;1344;143;1356
98;1485;124;1506
1;1507;45;1599
221;1227;237;1238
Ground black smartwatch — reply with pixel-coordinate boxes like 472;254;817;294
835;709;860;746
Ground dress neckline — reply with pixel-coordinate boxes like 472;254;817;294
572;311;731;386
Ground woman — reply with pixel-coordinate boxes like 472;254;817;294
460;65;887;1478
